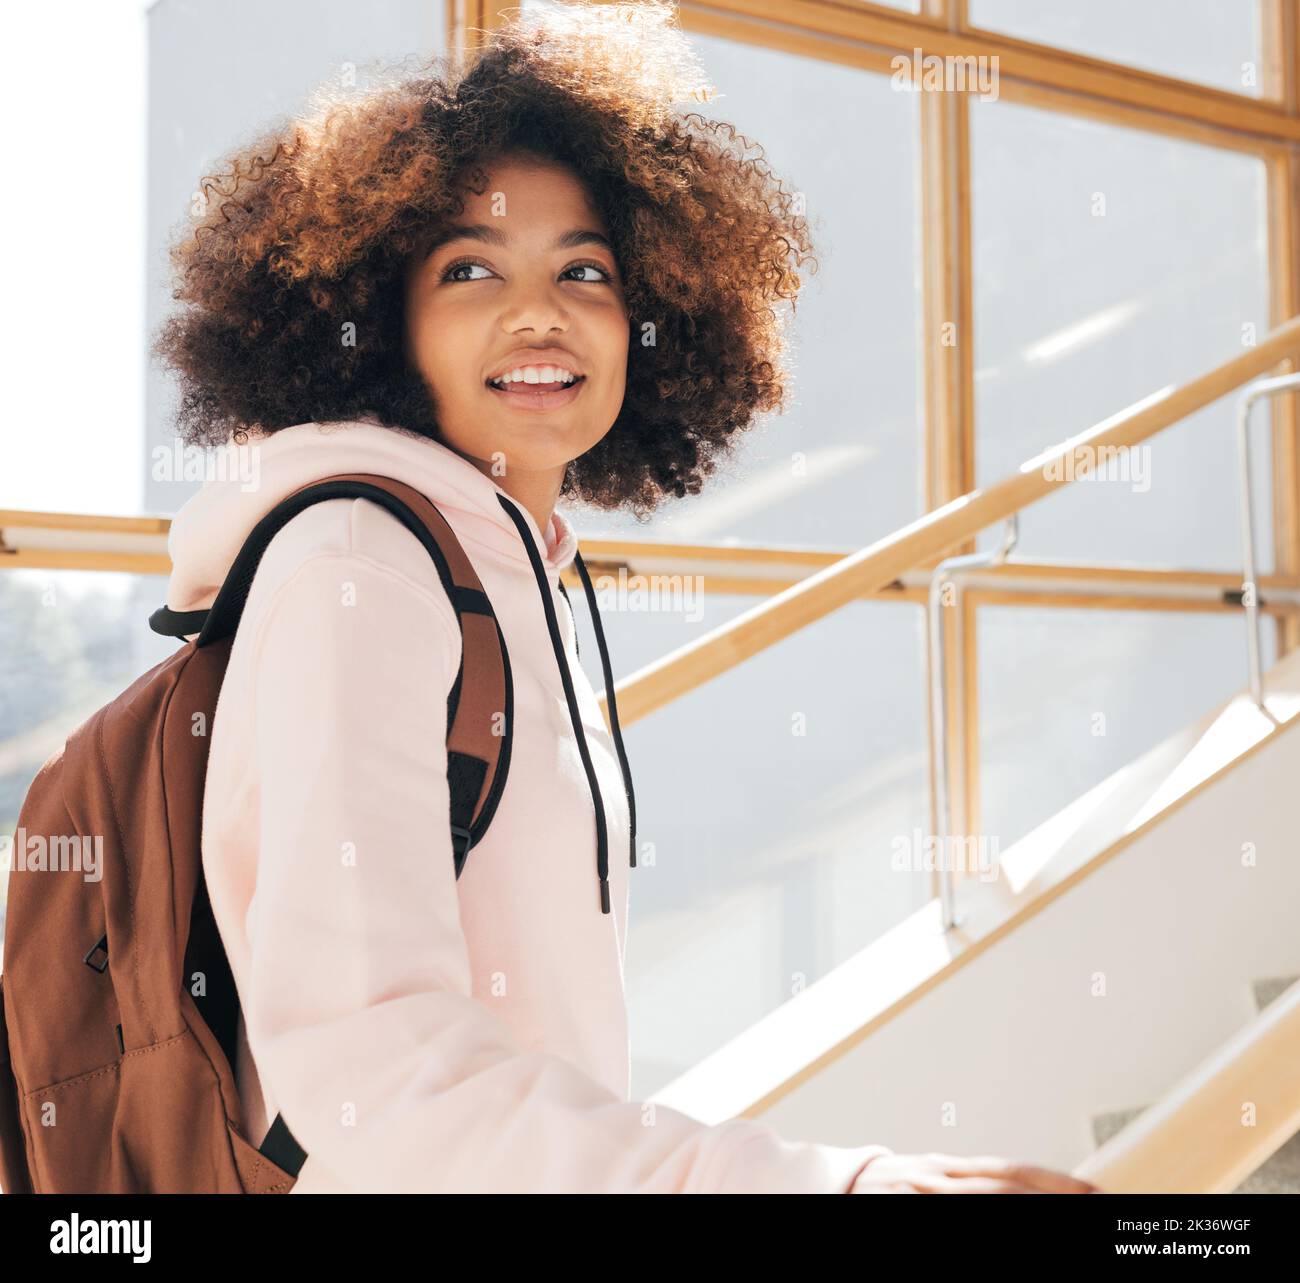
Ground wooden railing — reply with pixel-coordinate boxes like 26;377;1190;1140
1074;978;1300;1193
600;314;1300;727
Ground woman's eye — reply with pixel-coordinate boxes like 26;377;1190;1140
442;259;493;283
562;262;613;283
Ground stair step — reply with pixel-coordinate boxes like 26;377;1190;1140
1092;1106;1143;1149
1230;1131;1300;1193
1251;976;1298;1013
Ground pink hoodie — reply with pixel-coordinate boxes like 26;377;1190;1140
162;418;891;1193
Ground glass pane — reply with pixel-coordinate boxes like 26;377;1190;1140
568;592;930;1097
569;31;924;554
978;606;1279;852
0;572;178;947
4;4;148;515
4;2;446;518
971;99;1272;573
971;0;1265;98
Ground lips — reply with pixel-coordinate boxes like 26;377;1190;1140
485;375;586;412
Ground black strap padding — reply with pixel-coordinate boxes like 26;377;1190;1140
259;1112;307;1178
149;606;211;638
447;750;489;876
452;586;492;616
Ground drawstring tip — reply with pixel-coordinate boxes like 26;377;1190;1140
599;877;611;914
629;842;636;869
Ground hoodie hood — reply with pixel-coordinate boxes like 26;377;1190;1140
164;418;579;615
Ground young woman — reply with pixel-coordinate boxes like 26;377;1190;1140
153;1;1096;1195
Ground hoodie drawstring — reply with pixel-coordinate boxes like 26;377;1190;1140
568;554;637;871
497;493;637;914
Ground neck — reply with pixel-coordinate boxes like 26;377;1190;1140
464;453;565;546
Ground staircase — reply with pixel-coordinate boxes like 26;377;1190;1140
1090;977;1300;1193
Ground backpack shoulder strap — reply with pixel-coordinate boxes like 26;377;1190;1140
149;473;513;872
151;474;514;1187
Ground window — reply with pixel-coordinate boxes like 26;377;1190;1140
970;0;1266;97
578;32;926;554
971;99;1272;571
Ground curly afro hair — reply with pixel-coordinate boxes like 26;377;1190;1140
151;0;818;518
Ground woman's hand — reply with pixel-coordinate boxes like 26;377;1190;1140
849;1151;1102;1194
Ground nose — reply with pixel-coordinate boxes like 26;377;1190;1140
498;274;571;336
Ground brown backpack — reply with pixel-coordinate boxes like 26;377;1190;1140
0;473;517;1193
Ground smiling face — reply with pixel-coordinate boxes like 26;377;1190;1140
403;152;630;490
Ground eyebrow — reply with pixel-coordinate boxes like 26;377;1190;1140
423;223;616;258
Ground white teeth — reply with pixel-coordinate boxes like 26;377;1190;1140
489;365;579;387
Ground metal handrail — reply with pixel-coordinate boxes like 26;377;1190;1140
928;516;1019;931
1237;372;1300;713
928;369;1298;930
